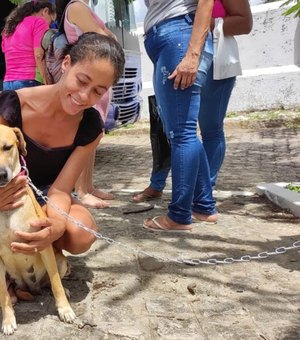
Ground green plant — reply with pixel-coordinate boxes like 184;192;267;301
8;0;22;4
226;111;238;118
286;183;300;193
281;0;300;17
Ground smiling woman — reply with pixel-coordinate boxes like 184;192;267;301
0;32;124;256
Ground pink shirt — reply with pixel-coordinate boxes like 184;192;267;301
212;0;226;18
1;16;49;81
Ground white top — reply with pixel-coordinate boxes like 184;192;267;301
144;0;197;34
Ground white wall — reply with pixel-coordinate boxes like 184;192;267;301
139;1;300;117
229;1;300;112
237;1;298;69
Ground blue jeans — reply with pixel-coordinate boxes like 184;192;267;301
150;63;236;191
144;14;216;225
199;64;236;187
3;79;41;91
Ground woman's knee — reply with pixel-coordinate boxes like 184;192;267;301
62;205;98;254
67;227;96;254
201;128;224;142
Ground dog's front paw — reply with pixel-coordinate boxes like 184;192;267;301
2;316;17;335
58;305;76;323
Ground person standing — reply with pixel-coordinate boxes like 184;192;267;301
133;0;253;206
143;0;217;232
199;0;252;187
1;0;56;90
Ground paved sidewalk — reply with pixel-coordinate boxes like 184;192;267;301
8;118;300;340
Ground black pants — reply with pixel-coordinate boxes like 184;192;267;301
148;95;171;172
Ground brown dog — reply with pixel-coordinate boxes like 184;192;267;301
0;125;76;335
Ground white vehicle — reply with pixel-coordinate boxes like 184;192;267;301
92;0;142;131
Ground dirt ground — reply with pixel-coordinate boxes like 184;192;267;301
2;117;300;339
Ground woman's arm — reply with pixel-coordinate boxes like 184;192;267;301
46;136;101;240
34;46;48;84
67;2;116;39
12;135;102;254
168;0;214;90
67;2;106;35
221;0;253;36
45;135;102;230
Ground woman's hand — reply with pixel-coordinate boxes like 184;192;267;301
10;217;66;255
0;175;27;211
168;53;199;90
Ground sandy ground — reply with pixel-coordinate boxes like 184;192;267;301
1;117;300;339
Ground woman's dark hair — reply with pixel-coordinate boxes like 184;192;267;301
2;0;56;36
62;32;125;85
55;0;71;29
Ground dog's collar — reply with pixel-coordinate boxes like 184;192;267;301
18;155;27;177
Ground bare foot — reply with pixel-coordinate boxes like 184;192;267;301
132;186;162;203
80;193;110;209
90;188;115;200
143;215;192;232
192;212;218;224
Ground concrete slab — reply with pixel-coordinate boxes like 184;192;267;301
257;182;300;218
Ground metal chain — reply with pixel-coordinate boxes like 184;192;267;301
28;178;300;266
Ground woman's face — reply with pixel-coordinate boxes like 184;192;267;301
59;56;115;115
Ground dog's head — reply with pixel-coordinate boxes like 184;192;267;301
0;125;27;187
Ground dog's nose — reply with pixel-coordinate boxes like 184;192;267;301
0;168;8;185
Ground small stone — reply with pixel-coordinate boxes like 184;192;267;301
187;283;197;295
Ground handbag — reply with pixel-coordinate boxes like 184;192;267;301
148;95;171;173
42;30;69;84
41;0;79;84
213;17;242;80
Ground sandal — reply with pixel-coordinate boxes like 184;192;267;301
143;216;192;233
192;212;218;224
132;187;162;203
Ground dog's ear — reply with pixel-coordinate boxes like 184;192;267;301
12;127;27;156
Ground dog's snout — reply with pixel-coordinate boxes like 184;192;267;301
0;168;9;185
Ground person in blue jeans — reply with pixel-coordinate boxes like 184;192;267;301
142;0;217;232
136;0;253;224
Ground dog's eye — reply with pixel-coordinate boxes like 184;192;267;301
3;144;13;151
